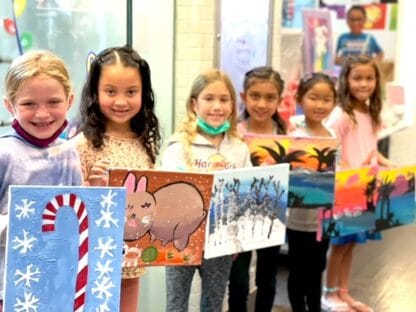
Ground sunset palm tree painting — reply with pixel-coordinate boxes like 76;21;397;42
374;166;416;231
319;166;379;239
243;134;338;171
243;134;338;209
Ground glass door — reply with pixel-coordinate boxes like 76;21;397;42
0;0;127;134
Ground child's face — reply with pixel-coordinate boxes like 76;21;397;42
299;82;335;125
98;63;142;133
347;64;376;104
347;9;366;35
5;73;73;139
192;80;233;128
241;81;281;124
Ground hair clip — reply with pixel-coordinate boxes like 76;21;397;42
301;72;314;82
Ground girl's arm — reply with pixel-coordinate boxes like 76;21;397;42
377;151;396;168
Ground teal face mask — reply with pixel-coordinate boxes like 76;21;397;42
196;116;231;136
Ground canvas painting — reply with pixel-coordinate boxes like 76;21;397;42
109;169;214;266
374;166;416;231
302;8;334;73
319;166;378;239
204;164;290;259
243;134;337;210
4;186;126;312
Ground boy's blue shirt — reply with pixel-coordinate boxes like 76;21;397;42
336;32;383;57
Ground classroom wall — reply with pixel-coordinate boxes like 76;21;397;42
173;0;283;130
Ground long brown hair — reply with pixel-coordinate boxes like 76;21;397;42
242;66;287;134
337;55;382;130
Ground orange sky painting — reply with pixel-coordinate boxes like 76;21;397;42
243;134;338;170
333;167;377;216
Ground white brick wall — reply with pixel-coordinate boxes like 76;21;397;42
173;2;283;311
174;0;216;129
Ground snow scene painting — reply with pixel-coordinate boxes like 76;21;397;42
374;166;416;232
243;134;337;210
204;164;289;259
109;169;214;266
4;186;126;312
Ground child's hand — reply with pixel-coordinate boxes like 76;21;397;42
88;159;110;186
361;150;377;166
377;152;397;168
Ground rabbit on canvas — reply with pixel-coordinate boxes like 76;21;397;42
123;172;206;251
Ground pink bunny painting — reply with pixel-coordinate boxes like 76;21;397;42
109;169;214;265
123;173;206;251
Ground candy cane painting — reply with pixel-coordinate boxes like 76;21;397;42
42;193;89;311
4;186;126;312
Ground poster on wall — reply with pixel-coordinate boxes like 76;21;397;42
302;8;334;74
219;0;271;118
204;165;289;259
109;169;214;266
282;0;317;28
4;186;126;312
363;3;387;30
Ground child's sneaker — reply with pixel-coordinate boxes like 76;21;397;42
338;288;374;312
321;295;350;312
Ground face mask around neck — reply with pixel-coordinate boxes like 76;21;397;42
196;116;230;136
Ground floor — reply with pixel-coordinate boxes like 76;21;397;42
264;223;416;312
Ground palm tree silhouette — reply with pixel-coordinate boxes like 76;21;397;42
377;177;395;221
309;147;337;172
364;177;377;213
250;152;262;166
259;140;306;167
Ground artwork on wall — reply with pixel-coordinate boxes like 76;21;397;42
282;0;317;28
204;165;290;259
109;169;214;266
302;8;334;73
4;186;126;312
363;3;387;30
243;134;338;210
219;0;271;117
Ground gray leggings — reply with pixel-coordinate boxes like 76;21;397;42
165;256;232;312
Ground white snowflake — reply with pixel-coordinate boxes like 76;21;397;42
95;259;114;279
94;237;117;259
95;301;110;312
95;208;119;228
12;230;37;254
15;199;36;220
100;190;117;209
14;291;39;312
91;276;115;300
14;264;41;287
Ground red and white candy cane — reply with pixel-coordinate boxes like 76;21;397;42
42;193;89;312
